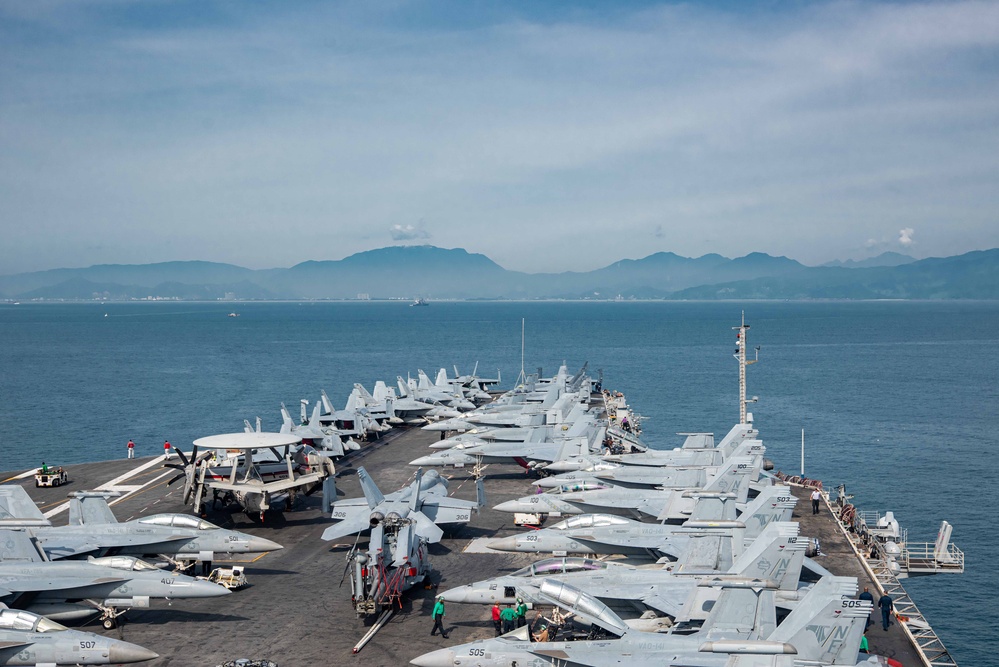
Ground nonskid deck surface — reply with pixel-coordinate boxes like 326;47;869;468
5;430;925;667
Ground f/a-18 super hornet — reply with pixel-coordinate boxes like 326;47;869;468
411;574;873;667
321;468;484;544
0;487;282;564
493;455;763;520
443;522;810;623
532;428;762;488
424;365;589;432
409;414;604;473
327;472;456;616
538;423;756;475
0;606;159;664
486;485;796;558
0;528;229;628
166;432;336;521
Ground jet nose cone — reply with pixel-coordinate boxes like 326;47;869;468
487;535;521;551
422;422;449;431
493;500;529;513
248;535;284;552
428;441;456;450
190;579;232;597
411;648;455;667
437;587;468;603
108;640;159;663
409;455;438;466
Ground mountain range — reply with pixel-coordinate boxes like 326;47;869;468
1;246;996;301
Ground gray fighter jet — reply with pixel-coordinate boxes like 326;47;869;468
411;575;872;667
322;467;484;544
0;487;282;563
0;528;229;628
486;485;796;558
441;522;809;621
0;606;159;664
409;417;603;472
493;455;762;520
533;431;762;489
538;423;755;475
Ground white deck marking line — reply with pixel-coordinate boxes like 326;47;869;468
42;456;176;518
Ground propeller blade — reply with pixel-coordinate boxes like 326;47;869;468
166;472;186;486
182;470;195;505
193;481;205;514
174;448;190;467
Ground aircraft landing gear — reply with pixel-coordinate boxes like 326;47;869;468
96;604;126;630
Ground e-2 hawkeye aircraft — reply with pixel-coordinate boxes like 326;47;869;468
166;432;336;521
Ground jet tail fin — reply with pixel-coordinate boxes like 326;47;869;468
357;467;385;509
741;487;797;540
729;522;806;591
766;576;867;665
700;578;777;638
68;491;120;526
704;456;757;503
0;486;50;527
0;528;48;562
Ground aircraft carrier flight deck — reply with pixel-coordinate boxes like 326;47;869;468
3;407;940;667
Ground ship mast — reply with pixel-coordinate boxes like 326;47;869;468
733;311;759;424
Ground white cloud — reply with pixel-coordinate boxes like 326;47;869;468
898;227;915;247
390;221;431;242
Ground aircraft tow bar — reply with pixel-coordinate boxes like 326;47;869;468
352;607;394;654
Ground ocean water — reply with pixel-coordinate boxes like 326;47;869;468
1;300;996;665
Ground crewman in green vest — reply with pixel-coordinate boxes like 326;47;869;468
430;596;449;639
516;597;528;627
500;603;517;634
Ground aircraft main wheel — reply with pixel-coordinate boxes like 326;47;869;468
102;618;115;630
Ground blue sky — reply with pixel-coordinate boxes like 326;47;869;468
1;0;997;273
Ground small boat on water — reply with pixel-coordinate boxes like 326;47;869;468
410;298;429;307
228;312;240;317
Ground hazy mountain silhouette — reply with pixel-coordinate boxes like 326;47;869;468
822;252;916;269
0;245;995;301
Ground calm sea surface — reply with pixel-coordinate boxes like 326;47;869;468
1;300;996;665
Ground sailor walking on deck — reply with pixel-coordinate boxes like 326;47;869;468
515;597;527;627
811;488;822;514
127;439;135;459
430;596;449;639
163;440;172;460
879;593;894;630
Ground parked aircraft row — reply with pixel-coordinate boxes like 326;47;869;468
0;485;288;663
389;368;885;667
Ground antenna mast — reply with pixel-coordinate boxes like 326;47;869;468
732;311;759;424
516;318;526;387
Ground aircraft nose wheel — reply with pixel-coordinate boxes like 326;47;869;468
102;618;116;630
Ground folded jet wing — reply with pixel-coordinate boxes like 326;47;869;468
322;467;484;543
